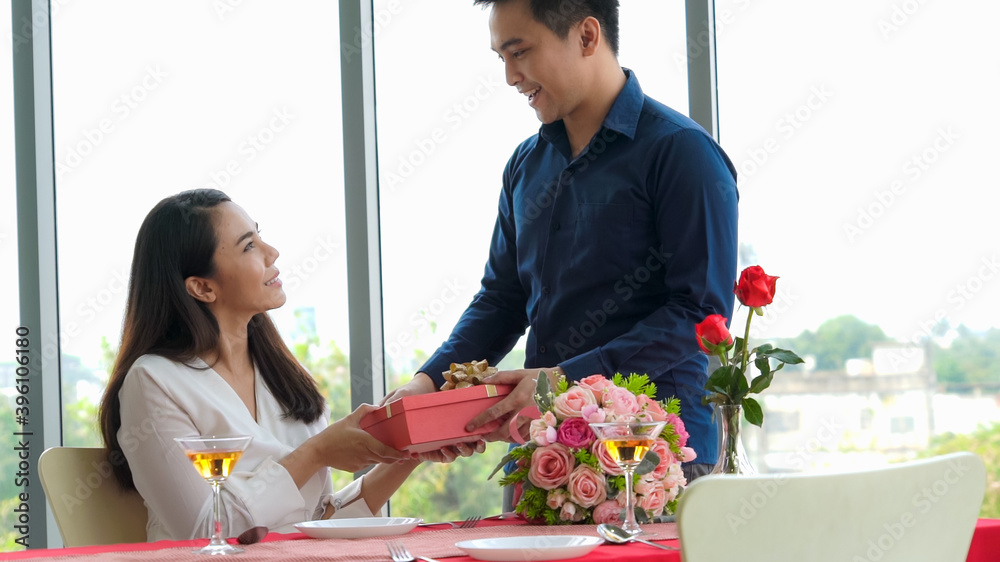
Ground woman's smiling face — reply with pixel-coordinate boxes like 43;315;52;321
204;201;285;320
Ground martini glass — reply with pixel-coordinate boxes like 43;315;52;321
589;420;666;536
175;435;253;555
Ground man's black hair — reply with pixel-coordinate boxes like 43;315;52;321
475;0;621;56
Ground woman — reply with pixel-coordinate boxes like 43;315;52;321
99;189;481;541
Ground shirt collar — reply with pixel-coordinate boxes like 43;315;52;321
539;68;643;144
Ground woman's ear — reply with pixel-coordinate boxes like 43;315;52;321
185;276;217;304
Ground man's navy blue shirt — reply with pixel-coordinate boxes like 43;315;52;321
421;70;739;463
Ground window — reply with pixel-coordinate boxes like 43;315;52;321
50;2;352;480
717;0;1000;470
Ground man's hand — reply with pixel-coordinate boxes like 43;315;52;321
380;372;437;406
411;439;487;463
465;367;563;442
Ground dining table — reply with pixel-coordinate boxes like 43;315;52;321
2;517;998;561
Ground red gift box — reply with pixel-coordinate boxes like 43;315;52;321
360;384;514;453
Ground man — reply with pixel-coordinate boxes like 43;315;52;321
385;0;738;482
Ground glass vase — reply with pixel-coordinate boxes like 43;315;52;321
710;404;756;475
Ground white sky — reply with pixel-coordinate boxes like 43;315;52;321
1;0;998;373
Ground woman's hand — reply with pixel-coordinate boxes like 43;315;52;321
314;404;410;473
282;404;409;486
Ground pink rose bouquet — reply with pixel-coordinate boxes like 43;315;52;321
493;373;694;525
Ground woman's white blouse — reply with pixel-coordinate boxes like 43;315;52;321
117;354;371;541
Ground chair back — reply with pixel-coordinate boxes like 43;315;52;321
38;447;148;547
676;451;986;562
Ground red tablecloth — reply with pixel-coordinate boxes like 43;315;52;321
1;518;997;561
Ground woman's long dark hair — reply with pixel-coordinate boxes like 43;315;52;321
99;189;325;490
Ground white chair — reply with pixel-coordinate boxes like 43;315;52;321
676;451;986;562
38;447;148;547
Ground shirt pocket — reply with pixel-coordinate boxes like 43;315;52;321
571;203;652;273
578;203;634;223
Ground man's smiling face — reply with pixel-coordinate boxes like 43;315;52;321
488;0;588;125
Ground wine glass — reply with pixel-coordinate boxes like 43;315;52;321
175;435;253;555
589;420;666;536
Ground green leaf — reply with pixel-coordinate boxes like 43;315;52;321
634;505;650;524
754;355;772;376
616;373;657;397
731;366;748;401
703;393;729;406
534;370;553;411
555;376;570;394
761;348;805;364
574;448;601;470
663;397;681;415
732;337;748;362
489;453;516;480
635;450;660;476
489;444;535;480
755;343;774;355
749;368;774;395
706;365;732;387
743;396;764;427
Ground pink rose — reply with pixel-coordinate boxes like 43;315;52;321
559;501;583;522
663;463;684;490
603;386;640;418
667;413;688;447
650;439;675;480
615;488;632;508
528;444;574;490
592;500;622;525
679;446;697;463
637;395;669;422
546;489;568;509
663;485;680;504
590;440;624;476
634;475;657;496
578;375;614;403
581;404;606;424
556;417;596;449
529;418;558;446
567;465;607;508
552;387;598;419
637;480;667;515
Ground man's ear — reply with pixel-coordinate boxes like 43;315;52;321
185;276;217;304
578;16;602;56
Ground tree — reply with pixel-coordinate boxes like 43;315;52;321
932;327;1000;389
919;422;1000;518
781;315;889;371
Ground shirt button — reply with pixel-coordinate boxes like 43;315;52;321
542;286;551;295
553;222;561;231
539;345;548;353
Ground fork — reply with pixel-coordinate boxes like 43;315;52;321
387;540;440;562
417;515;482;529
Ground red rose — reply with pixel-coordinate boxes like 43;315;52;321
733;265;779;307
695;314;733;353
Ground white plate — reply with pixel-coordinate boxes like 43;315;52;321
455;535;604;561
293;517;422;539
